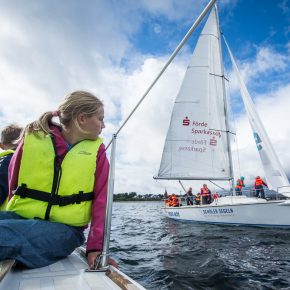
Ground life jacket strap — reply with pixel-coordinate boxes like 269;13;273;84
14;184;93;207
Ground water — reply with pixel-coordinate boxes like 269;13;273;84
108;201;290;290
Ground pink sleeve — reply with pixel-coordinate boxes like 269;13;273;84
8;140;24;199
86;143;109;253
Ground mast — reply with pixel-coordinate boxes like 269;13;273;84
215;4;235;194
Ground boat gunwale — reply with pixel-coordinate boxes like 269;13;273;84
162;199;289;210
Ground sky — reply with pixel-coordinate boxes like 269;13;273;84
0;0;290;195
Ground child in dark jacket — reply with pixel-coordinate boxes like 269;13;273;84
0;124;22;209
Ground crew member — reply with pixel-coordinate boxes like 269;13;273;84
165;194;172;206
195;193;201;205
185;187;194;205
200;184;211;205
235;176;245;195
212;192;219;201
169;194;179;207
0;124;22;210
254;176;268;199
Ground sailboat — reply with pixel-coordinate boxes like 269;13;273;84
155;5;290;227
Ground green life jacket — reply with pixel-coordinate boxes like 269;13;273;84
0;149;14;158
0;198;8;211
6;132;103;226
0;150;14;211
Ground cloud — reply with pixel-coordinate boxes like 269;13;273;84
112;56;188;194
279;0;290;14
228;46;289;95
139;0;209;22
0;1;289;196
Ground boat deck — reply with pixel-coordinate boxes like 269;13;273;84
0;250;145;290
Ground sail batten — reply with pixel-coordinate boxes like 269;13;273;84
156;7;231;180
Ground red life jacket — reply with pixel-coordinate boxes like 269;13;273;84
235;179;244;190
200;188;209;195
255;178;264;186
170;196;179;207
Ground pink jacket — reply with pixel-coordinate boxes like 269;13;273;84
8;126;109;254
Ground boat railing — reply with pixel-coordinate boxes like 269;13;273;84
234;188;286;200
163;188;287;208
277;185;290;196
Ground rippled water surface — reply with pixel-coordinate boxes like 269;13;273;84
108;201;290;289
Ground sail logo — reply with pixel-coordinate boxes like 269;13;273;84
182;117;221;139
183;117;190;126
253;132;262;151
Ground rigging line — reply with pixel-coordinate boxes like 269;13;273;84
105;0;217;150
220;40;242;177
178;180;187;193
208;180;230;192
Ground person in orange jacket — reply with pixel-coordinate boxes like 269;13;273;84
235;176;245;195
200;184;211;204
254;176;268;199
169;194;180;207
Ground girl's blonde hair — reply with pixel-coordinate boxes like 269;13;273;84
25;91;103;135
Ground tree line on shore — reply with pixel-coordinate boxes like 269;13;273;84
113;192;163;201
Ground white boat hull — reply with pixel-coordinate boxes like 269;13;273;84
162;196;290;227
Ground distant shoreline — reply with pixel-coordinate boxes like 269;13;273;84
113;198;162;202
113;193;163;202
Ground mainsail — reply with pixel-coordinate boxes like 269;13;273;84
156;8;232;180
224;37;290;192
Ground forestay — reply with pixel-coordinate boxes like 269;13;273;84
224;37;290;193
156;8;231;180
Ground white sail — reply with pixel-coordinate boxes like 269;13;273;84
224;38;290;192
156;8;231;180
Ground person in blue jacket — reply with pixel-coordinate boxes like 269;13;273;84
0;124;22;209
